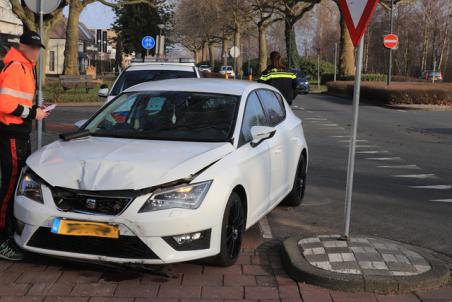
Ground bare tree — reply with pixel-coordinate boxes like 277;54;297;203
63;0;155;75
10;0;67;81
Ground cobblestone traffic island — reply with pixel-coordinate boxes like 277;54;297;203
282;235;450;294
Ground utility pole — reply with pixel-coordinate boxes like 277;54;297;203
317;48;320;90
387;0;395;85
334;43;338;82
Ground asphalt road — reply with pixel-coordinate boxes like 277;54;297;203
268;93;452;258
34;95;452;257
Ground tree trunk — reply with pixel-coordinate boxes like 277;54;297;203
284;21;300;68
208;43;215;69
258;24;268;73
194;48;201;64
201;42;208;62
234;21;242;76
63;1;83;75
222;38;228;66
339;16;355;76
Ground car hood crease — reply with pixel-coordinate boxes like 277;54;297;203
26;137;235;191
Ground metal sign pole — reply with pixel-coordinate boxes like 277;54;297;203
387;0;394;85
37;0;44;148
343;35;365;239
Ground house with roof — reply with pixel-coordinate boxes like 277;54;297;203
0;0;23;53
46;18;96;75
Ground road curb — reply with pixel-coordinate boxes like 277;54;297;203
281;237;450;294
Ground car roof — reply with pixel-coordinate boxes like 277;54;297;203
124;78;271;96
126;64;196;72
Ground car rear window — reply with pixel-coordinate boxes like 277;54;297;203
111;69;197;96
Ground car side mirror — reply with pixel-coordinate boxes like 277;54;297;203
250;126;276;147
98;85;109;98
74;119;88;128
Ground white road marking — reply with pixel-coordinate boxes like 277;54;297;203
339;140;368;143
356;151;389;154
331;135;349;138
397;109;407;112
366;157;402;161
306;118;327;120
430;199;452;203
410;185;452;190
258;216;273;239
355;145;378;148
320;127;345;130
377;165;420;169
393;174;437;179
319;124;339;127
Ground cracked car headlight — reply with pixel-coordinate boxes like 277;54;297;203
16;169;43;203
139;180;212;213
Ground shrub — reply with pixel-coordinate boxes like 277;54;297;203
326;81;452;105
297;57;335;79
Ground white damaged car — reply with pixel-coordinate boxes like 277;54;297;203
14;79;308;266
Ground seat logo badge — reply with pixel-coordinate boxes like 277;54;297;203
86;198;97;209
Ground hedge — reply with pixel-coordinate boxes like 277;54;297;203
326;81;452;105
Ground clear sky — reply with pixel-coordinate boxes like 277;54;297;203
78;2;115;29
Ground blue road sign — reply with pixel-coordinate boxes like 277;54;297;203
142;36;155;50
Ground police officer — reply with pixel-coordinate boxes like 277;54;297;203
259;51;298;105
0;32;49;260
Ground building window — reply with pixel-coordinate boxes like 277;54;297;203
49;51;55;72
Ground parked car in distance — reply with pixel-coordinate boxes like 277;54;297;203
423;70;443;82
15;79;308;267
98;59;200;103
219;66;235;77
198;65;212;72
292;69;310;94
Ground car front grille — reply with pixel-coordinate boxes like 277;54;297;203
51;188;134;216
28;227;159;259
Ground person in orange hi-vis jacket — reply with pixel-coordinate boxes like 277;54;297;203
0;31;49;261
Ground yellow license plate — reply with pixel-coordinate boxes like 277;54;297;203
51;218;119;239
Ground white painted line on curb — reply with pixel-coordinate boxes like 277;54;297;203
258;216;273;239
410;185;452;190
357;151;389;154
366;157;402;161
393;174;437;179
430;199;452;203
377;165;420;169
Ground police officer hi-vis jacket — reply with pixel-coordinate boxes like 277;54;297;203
259;51;298;105
0;31;48;261
259;65;298;105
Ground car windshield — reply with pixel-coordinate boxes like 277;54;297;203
84;91;240;142
110;70;196;96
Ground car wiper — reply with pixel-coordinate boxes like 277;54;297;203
59;130;91;141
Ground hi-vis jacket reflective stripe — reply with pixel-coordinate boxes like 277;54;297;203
259;69;297;81
0;48;36;126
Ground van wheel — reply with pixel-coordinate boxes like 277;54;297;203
211;192;245;267
281;155;307;207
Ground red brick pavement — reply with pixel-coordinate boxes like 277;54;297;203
0;218;451;302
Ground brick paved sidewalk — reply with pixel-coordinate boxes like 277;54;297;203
0;228;451;302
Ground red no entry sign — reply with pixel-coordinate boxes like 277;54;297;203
338;0;379;46
384;34;399;49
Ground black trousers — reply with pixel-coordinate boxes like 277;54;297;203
0;137;30;241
